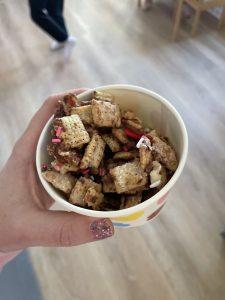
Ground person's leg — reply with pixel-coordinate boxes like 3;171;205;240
46;0;76;53
46;0;68;34
28;0;68;42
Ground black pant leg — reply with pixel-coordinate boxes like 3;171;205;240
28;0;68;42
46;0;68;35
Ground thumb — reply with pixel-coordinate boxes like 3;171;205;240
27;210;114;247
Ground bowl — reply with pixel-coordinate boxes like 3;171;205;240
36;84;188;227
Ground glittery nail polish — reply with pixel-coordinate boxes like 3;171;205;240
90;219;114;240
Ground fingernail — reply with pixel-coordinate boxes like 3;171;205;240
90;219;114;240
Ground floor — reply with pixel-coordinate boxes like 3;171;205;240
0;0;225;299
0;251;42;300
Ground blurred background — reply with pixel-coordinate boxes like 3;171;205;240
1;0;225;299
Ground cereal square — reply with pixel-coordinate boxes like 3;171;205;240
56;115;90;149
80;132;105;170
71;105;93;125
42;171;76;194
92;99;121;128
69;177;102;206
110;161;147;194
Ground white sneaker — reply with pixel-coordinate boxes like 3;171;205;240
50;35;77;51
66;36;77;46
63;36;77;62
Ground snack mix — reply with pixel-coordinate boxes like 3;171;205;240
42;91;178;211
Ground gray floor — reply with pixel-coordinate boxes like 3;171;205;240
0;251;42;300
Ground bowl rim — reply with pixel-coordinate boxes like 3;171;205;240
36;84;188;218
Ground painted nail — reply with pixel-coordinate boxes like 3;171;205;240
90;219;114;240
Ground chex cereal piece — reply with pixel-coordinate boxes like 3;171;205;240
55;115;90;149
51;160;79;175
83;187;104;210
113;151;135;161
112;128;130;144
110;161;147;194
71;105;93;125
80;132;106;170
60;163;79;175
147;130;178;172
42;171;76;194
47;144;58;157
122;110;143;133
57;149;81;166
148;129;157;137
54;94;77;118
123;119;143;133
102;134;121;152
120;193;142;209
105;159;125;171
122;110;136;120
93;91;114;102
139;146;152;170
92;99;121;128
80;131;96;168
48;145;81;167
91;138;106;170
102;174;116;193
69;177;102;206
122;110;142;124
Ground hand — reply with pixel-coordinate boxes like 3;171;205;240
0;89;114;252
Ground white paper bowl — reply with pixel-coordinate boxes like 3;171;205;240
36;84;188;227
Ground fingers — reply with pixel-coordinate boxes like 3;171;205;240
26;210;114;247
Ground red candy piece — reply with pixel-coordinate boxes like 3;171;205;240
55;126;62;137
52;138;61;143
124;128;143;140
99;167;106;176
67;98;76;107
54;163;63;171
81;168;90;175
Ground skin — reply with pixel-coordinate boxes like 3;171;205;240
0;89;114;252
